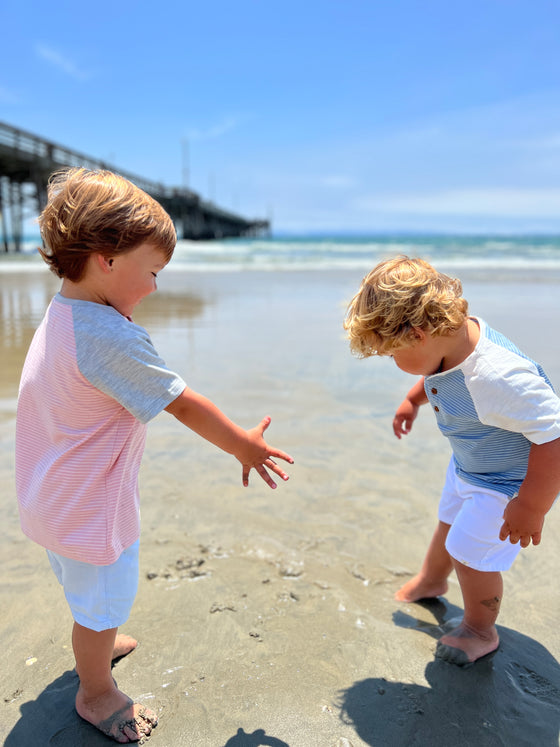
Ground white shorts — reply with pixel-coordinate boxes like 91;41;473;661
47;540;139;632
438;460;521;572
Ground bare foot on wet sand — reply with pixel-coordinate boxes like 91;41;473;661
436;621;499;666
76;685;158;743
395;574;448;602
112;633;138;661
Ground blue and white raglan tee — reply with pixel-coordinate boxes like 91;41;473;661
424;318;560;497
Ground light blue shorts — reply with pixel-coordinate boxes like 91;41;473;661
438;460;521;572
47;540;139;632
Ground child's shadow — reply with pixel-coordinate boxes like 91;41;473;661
222;728;290;746
4;669;114;746
338;598;560;746
4;671;291;747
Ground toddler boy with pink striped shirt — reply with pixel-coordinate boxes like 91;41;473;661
15;168;293;743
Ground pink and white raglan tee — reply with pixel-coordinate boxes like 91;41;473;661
16;294;186;565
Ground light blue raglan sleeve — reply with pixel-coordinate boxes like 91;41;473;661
72;303;186;424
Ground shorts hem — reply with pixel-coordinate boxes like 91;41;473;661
446;546;517;573
72;611;131;632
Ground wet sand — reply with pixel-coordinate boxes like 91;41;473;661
1;264;559;746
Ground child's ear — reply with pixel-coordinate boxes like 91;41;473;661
412;327;427;342
96;254;114;273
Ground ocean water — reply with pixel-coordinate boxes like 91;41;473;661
4;234;560;275
170;235;560;275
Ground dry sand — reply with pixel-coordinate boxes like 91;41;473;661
1;265;559;746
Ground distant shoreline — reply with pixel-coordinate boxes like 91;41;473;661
3;235;560;280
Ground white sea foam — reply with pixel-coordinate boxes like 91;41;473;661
167;235;560;273
2;235;560;274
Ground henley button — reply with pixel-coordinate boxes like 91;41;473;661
434;406;440;412
431;388;438;394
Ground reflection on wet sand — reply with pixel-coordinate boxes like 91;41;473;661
0;269;206;416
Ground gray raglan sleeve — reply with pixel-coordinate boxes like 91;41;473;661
74;310;186;423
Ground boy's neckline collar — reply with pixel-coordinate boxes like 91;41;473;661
55;294;134;322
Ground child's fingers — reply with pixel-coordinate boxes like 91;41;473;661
499;521;521;544
241;462;281;489
498;521;510;542
265;457;290;482
501;524;521;544
253;418;294;464
518;530;541;547
241;457;291;488
267;448;294;465
255;464;278;489
500;521;541;547
393;416;410;439
257;416;272;434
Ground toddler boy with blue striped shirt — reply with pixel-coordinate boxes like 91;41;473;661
344;256;560;666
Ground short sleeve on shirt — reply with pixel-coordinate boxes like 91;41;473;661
465;336;560;445
66;297;186;423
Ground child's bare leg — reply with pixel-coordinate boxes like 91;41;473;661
395;521;453;601
73;623;157;743
436;561;501;665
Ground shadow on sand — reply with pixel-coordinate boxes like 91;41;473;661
6;600;558;746
5;672;292;747
221;728;290;746
338;598;560;747
4;669;118;746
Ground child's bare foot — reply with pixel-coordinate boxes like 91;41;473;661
76;685;157;743
112;634;138;661
395;574;448;602
436;621;499;666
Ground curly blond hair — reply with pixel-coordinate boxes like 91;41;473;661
344;256;469;357
39;168;176;281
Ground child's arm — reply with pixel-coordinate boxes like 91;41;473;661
500;436;560;547
165;388;293;488
393;377;428;439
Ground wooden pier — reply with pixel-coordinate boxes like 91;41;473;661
0;121;270;251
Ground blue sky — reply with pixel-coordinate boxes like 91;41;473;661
2;0;560;234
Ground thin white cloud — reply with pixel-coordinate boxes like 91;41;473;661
356;188;560;218
321;175;356;189
35;44;90;80
185;115;245;141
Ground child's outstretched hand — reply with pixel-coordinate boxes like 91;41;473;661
165;389;293;489
238;416;294;488
393;399;419;439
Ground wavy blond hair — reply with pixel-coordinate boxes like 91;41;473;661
39;168;176;281
344;256;469;357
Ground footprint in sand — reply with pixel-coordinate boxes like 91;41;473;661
509;662;560;706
